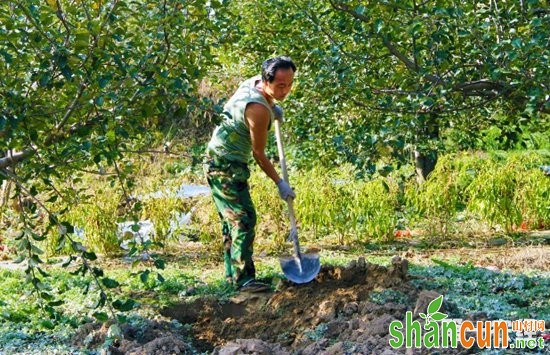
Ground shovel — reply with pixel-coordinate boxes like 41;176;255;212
273;116;321;284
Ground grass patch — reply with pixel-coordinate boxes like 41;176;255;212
2;247;548;352
409;262;550;320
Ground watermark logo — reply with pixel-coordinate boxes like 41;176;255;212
389;295;547;350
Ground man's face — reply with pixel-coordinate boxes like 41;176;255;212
263;68;294;101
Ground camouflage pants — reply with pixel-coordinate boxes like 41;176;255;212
204;157;257;287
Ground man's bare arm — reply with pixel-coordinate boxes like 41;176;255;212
245;103;281;184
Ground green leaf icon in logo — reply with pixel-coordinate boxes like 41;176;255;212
426;295;448;322
431;312;447;321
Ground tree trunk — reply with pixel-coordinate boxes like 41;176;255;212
414;113;440;184
414;150;438;184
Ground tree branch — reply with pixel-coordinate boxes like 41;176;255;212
1;1;124;169
0;150;34;169
328;1;547;112
55;0;72;46
17;1;58;48
329;0;444;85
453;80;509;98
160;0;171;66
381;38;444;85
51;82;87;136
351;93;499;115
0;112;106;170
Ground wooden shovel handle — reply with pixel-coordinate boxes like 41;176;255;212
273;118;301;258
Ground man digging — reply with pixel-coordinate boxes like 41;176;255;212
204;56;296;292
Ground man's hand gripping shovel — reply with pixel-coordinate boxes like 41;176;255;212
273;109;321;284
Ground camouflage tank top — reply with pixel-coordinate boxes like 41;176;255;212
206;76;274;163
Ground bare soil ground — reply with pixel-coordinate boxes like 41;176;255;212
71;256;468;354
68;246;550;354
165;256;413;353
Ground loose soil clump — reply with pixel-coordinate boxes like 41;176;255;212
162;256;465;354
72;256;471;354
71;318;193;354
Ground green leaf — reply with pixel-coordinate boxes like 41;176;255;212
13;255;26;264
423;97;435;107
31;244;44;254
14;231;25;240
410;21;422;36
0;49;13;63
83;251;97;261
374;19;384;34
40;320;55;329
36;267;50;277
61;222;75;234
95;96;104;106
71;265;87;276
107;324;123;339
56;236;67;252
105;130;116;143
49;214;59;225
61;256;74;268
112;298;138;312
153;258;165;270
93;312;109;322
355;5;366;15
29;255;43;267
157;273;165;283
72;242;86;252
427;295;443;314
92;267;104;277
32;278;46;290
18;238;30;251
140;269;150;283
93;292;107;309
128;246;139;257
101;277;120;289
99;76;110;88
82;281;91;295
40;292;53;301
48;300;64;307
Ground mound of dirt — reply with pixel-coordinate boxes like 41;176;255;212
161;256;453;354
72;256;469;354
71;318;192;354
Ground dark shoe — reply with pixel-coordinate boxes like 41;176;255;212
238;279;270;293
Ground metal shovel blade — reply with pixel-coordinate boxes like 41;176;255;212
273;117;321;284
280;253;321;284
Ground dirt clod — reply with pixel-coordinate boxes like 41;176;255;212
71;256;470;354
413;290;443;317
213;339;290;355
162;256;441;354
71;318;191;354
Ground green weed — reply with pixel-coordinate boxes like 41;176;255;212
289;164;398;245
10;150;547;260
405;154;465;238
465;151;550;232
410;262;549;320
56;177;121;255
405;150;549;239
